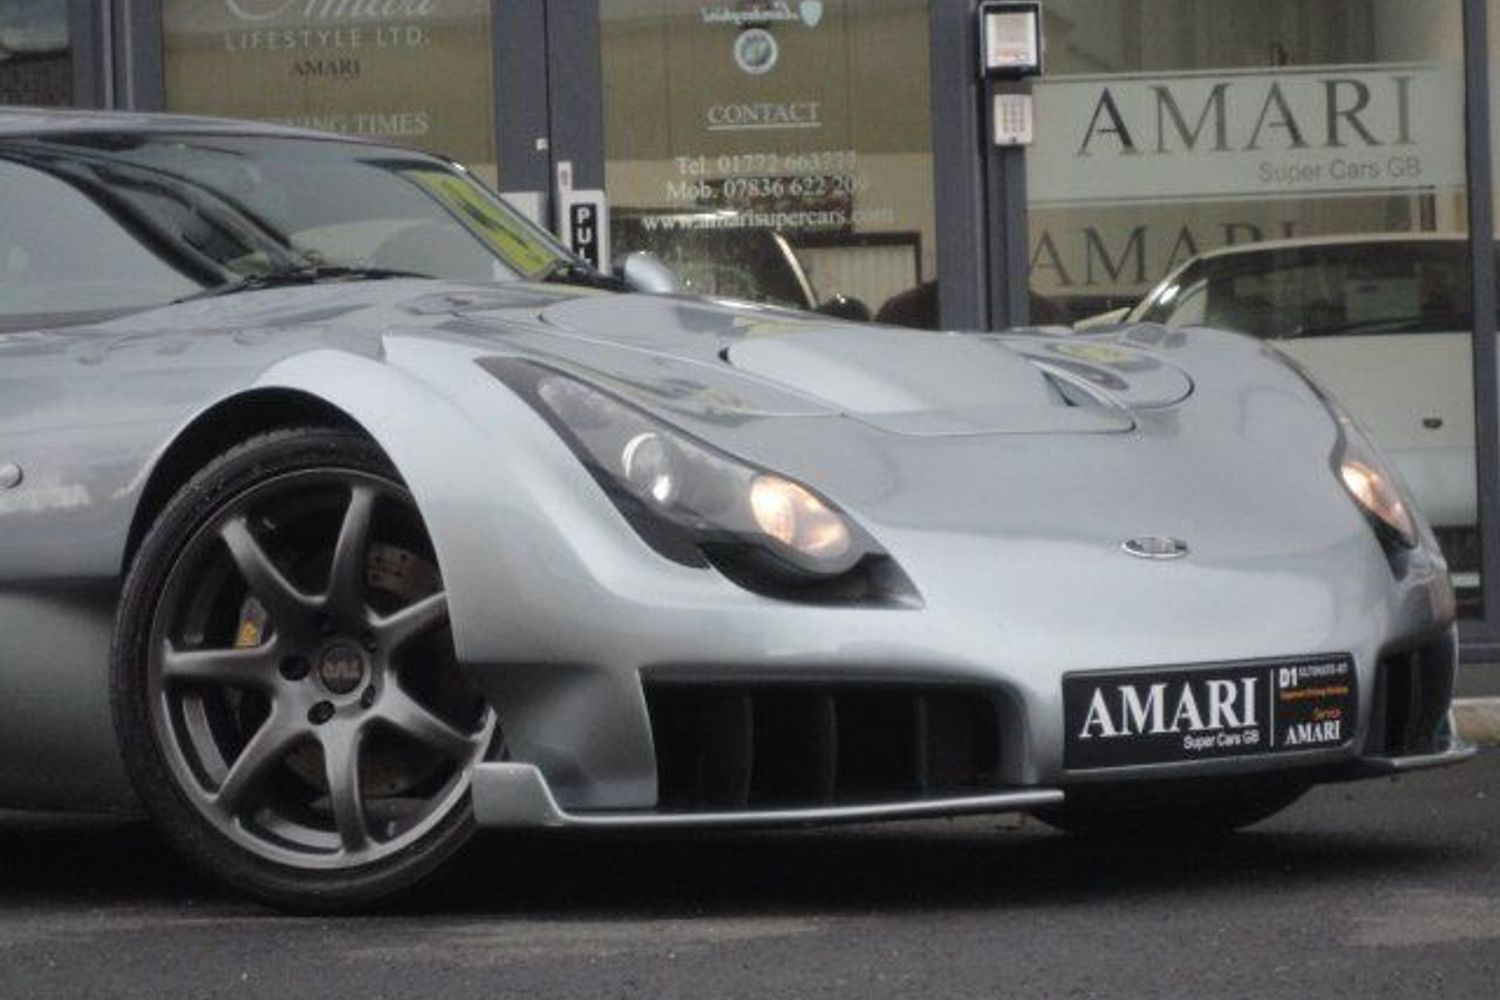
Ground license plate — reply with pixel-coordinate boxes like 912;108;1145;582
1063;656;1356;770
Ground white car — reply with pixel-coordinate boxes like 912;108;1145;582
1108;234;1482;588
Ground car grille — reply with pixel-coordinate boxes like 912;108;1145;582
644;683;1002;811
1366;634;1456;756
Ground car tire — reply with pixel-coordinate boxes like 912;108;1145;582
111;426;496;911
1033;779;1308;840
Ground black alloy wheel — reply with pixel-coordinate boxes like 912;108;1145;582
112;427;496;910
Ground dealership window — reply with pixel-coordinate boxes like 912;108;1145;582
1027;0;1478;610
159;0;498;184
600;0;938;325
0;0;71;106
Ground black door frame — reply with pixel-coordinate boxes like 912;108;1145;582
1459;0;1500;659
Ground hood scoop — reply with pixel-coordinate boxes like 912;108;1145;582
724;328;1133;436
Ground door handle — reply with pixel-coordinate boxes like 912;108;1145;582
1422;417;1444;430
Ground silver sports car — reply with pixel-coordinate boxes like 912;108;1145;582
0;109;1473;910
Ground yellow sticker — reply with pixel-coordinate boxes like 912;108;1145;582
1053;342;1139;365
401;169;561;277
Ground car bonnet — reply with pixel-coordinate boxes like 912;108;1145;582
448;291;1193;437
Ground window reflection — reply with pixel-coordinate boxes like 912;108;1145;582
601;0;935;325
160;0;498;184
1029;0;1478;610
0;133;568;324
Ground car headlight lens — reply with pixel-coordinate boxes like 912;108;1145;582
1264;347;1421;553
1319;383;1418;551
1339;456;1416;549
489;360;871;577
749;475;852;561
621;432;680;505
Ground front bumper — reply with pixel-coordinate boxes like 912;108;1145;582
465;620;1471;829
470;730;1474;829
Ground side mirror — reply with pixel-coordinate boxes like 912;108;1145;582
813;294;871;322
612;252;684;295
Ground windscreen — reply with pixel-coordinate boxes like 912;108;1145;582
0;131;571;318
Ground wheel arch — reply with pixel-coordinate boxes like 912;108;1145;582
122;388;370;575
121;348;673;814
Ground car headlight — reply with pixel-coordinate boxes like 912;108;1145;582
1262;347;1420;553
480;358;885;583
1335;416;1417;549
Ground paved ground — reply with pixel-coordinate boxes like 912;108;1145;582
1;752;1496;1000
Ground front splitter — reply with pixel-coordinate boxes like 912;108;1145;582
471;762;1064;829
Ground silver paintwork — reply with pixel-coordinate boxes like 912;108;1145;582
0;112;1465;823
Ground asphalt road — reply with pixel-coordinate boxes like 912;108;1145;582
2;752;1497;1000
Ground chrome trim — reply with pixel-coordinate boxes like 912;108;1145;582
472;762;1064;829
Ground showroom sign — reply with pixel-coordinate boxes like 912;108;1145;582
161;0;494;174
224;0;435;21
1030;63;1464;206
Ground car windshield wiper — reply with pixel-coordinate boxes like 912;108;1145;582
175;265;433;302
533;258;626;291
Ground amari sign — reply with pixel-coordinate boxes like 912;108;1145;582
1030;64;1465;206
224;0;435;20
162;0;494;177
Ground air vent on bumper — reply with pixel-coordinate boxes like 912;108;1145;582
645;682;1002;811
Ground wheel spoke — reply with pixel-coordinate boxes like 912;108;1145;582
213;709;304;815
160;639;279;691
321;725;370;852
381;685;480;762
372;591;448;651
219;515;317;629
327;484;378;619
149;458;483;883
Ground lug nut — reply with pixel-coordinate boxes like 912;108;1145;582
308;701;335;725
279;655;311;681
360;686;377;709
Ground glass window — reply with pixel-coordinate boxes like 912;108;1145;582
601;0;937;325
0;160;199;317
0;0;71;106
0;132;570;326
160;0;498;184
1139;240;1478;339
1028;0;1477;610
